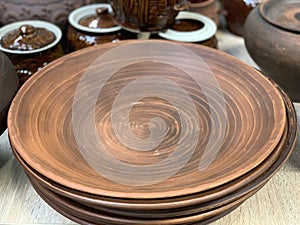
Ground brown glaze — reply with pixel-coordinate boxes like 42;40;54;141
8;40;288;200
187;0;220;26
171;19;204;31
244;1;300;101
0;52;19;135
79;7;119;29
5;44;64;85
223;0;254;36
67;5;137;52
0;0;101;29
111;0;189;32
1;25;55;51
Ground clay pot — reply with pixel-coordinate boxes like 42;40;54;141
187;0;220;26
156;11;218;48
67;4;136;52
0;52;19;135
110;0;189;32
0;0;100;30
243;0;300;101
0;20;64;85
223;0;254;36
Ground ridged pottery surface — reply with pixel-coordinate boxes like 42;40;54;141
8;40;287;199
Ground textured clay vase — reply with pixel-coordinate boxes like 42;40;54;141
111;0;189;32
243;0;300;101
0;52;19;135
0;20;64;85
0;0;100;30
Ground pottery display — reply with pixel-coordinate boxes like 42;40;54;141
0;52;19;136
0;0;101;30
223;0;254;36
8;40;297;224
156;11;218;48
110;0;189;32
67;4;136;52
187;0;220;26
0;20;64;85
243;0;300;101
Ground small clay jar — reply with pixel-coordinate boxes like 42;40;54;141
67;4;136;52
0;20;64;85
223;0;255;36
0;0;102;30
243;0;300;101
111;0;189;32
187;0;220;26
0;52;19;135
156;11;218;48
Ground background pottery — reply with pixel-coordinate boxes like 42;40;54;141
243;0;300;101
67;4;136;52
0;0;101;30
0;52;19;135
188;0;220;26
0;20;64;85
110;0;189;32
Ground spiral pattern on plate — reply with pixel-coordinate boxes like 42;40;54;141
8;40;286;199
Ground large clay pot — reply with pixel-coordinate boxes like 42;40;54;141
0;52;19;135
243;0;300;101
0;0;100;30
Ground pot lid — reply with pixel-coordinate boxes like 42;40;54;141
1;25;55;51
260;0;300;33
0;20;62;54
68;4;121;34
79;7;119;29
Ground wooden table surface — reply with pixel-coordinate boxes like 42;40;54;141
0;29;299;225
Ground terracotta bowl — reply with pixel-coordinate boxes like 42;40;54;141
244;0;300;101
8;40;287;199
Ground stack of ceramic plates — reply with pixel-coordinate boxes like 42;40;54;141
8;40;297;225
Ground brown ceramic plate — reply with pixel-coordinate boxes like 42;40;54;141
10;109;290;216
260;0;300;33
8;40;286;199
30;176;256;225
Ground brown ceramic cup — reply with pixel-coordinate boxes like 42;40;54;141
111;0;189;32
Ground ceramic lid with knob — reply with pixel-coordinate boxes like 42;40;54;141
0;20;62;54
158;11;217;42
68;4;122;34
260;0;300;33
